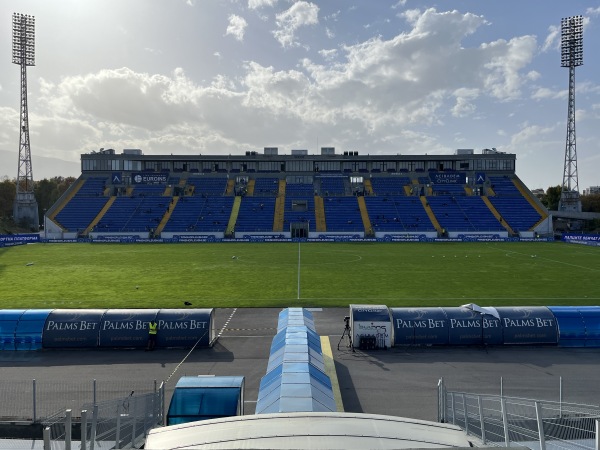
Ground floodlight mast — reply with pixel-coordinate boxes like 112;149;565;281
12;12;39;230
559;15;583;212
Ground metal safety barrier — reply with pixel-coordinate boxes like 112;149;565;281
42;383;164;450
439;378;600;450
0;379;160;423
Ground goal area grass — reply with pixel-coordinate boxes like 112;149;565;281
1;242;599;309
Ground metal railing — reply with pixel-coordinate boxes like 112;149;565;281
0;379;160;422
439;378;600;450
42;383;164;450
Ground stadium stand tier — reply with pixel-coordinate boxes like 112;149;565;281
44;148;551;239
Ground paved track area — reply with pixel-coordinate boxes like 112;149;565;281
1;308;600;421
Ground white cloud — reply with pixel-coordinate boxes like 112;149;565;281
510;123;557;146
318;48;337;61
531;87;567;100
481;35;537;100
392;0;409;8
586;7;600;16
451;88;479;117
273;1;319;48
226;14;248;42
541;25;560;52
248;0;278;9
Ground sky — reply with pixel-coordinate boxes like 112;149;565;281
0;0;599;191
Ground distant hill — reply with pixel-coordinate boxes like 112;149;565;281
0;149;80;180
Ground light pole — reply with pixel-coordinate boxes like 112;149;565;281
12;12;39;230
559;16;583;212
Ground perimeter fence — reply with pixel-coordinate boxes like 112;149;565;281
0;379;161;422
438;378;600;450
41;385;164;450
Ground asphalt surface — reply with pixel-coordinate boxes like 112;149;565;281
1;307;600;422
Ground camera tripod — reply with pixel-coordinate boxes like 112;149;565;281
337;321;354;352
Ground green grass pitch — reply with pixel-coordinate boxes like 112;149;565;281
1;242;599;309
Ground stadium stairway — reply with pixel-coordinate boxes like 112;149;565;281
84;196;116;235
278;179;286;196
247;179;255;196
481;196;515;235
420;196;443;235
226;179;235;195
47;178;85;223
314;196;327;232
363;179;374;195
226;196;242;237
511;177;549;225
357;196;373;236
155;197;180;237
273;195;285;233
163;185;173;196
271;180;287;232
464;186;473;195
403;185;413;196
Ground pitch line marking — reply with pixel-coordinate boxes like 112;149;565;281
217;308;237;338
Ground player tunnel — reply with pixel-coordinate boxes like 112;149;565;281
255;308;337;414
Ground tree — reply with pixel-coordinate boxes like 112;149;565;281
0;177;16;218
542;185;562;211
581;194;600;213
34;176;76;220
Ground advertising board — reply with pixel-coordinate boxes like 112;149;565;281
99;309;159;347
155;309;214;348
42;309;106;348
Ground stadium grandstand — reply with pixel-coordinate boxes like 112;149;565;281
43;147;552;241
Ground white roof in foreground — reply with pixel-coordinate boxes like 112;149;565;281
145;412;475;449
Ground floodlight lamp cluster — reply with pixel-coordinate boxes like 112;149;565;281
560;15;583;68
12;12;35;66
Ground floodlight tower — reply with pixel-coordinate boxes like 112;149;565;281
558;15;583;212
12;12;39;230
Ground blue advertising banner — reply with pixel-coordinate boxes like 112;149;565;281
0;234;40;247
131;172;168;184
430;173;466;184
155;309;213;348
42;309;106;348
442;307;502;345
99;309;159;348
496;307;558;345
390;307;449;345
562;233;600;246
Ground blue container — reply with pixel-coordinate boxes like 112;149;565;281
42;309;106;348
496;307;558;345
442;307;502;345
99;309;159;348
155;309;214;348
390;308;449;345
